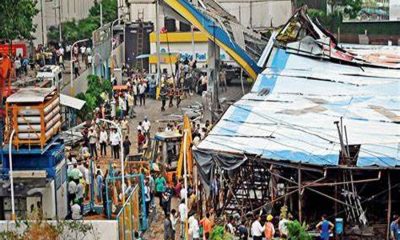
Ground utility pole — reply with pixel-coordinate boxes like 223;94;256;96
155;0;161;85
207;23;220;123
59;0;62;43
100;2;103;27
40;0;45;45
249;0;253;28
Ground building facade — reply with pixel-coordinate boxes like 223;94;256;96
32;0;96;46
127;0;292;30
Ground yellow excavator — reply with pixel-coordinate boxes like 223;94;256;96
146;115;193;186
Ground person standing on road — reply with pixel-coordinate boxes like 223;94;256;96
95;170;103;203
179;199;188;239
73;57;80;78
144;179;151;217
110;128;121;160
137;129;146;153
142;116;151;139
132;81;138;106
138;81;147;106
176;87;183;108
168;84;175;108
219;69;227;92
88;128;98;159
99;128;108;157
170;209;178;240
155;174;167;206
316;214;334;240
188;211;200;240
118;94;126;119
200;213;213;240
264;214;275;240
251;214;265;240
160;84;168;111
123;135;131;160
127;90;135;118
390;215;400;240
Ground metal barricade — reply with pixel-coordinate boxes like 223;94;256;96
105;174;148;240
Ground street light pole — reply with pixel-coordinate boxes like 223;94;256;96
59;0;62;43
183;129;188;240
155;0;161;85
100;3;103;27
111;18;121;50
70;38;89;96
9;129;16;220
98;118;125;204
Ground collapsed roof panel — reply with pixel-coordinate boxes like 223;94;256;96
197;47;400;168
266;6;400;69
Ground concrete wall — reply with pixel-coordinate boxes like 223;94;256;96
0;220;118;240
62;67;92;96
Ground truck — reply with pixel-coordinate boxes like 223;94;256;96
36;65;63;91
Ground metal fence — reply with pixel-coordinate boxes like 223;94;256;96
105;174;148;240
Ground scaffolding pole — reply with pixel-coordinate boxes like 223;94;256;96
298;167;302;222
386;172;391;240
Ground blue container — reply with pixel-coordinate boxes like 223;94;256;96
335;218;343;235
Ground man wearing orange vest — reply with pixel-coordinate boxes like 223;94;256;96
264;214;275;240
199;212;213;240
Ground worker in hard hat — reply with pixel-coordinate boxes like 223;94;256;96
264;214;275;240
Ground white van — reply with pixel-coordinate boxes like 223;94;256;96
36;65;63;90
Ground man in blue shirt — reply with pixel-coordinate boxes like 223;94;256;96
391;215;400;240
316;214;334;240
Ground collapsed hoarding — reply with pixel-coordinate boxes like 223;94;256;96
194;7;399;237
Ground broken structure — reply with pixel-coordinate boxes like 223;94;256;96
194;7;400;238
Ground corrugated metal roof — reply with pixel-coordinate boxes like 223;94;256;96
6;87;56;103
60;94;86;110
197;47;400;168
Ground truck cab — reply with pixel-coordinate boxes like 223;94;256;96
36;65;63;91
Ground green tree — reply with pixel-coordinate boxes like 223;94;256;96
342;0;362;19
47;0;117;44
76;75;112;121
89;0;118;23
287;220;312;240
0;0;39;52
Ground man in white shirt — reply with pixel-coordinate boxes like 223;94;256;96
138;82;146;106
137;122;144;132
278;216;289;238
71;201;82;220
251;215;265;240
99;128;108;157
188;212;200;240
118;95;126;118
127;91;135;118
68;179;77;206
80;45;86;55
88;129;98;159
110;128;121;160
142;116;151;137
178;199;188;239
180;187;187;200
